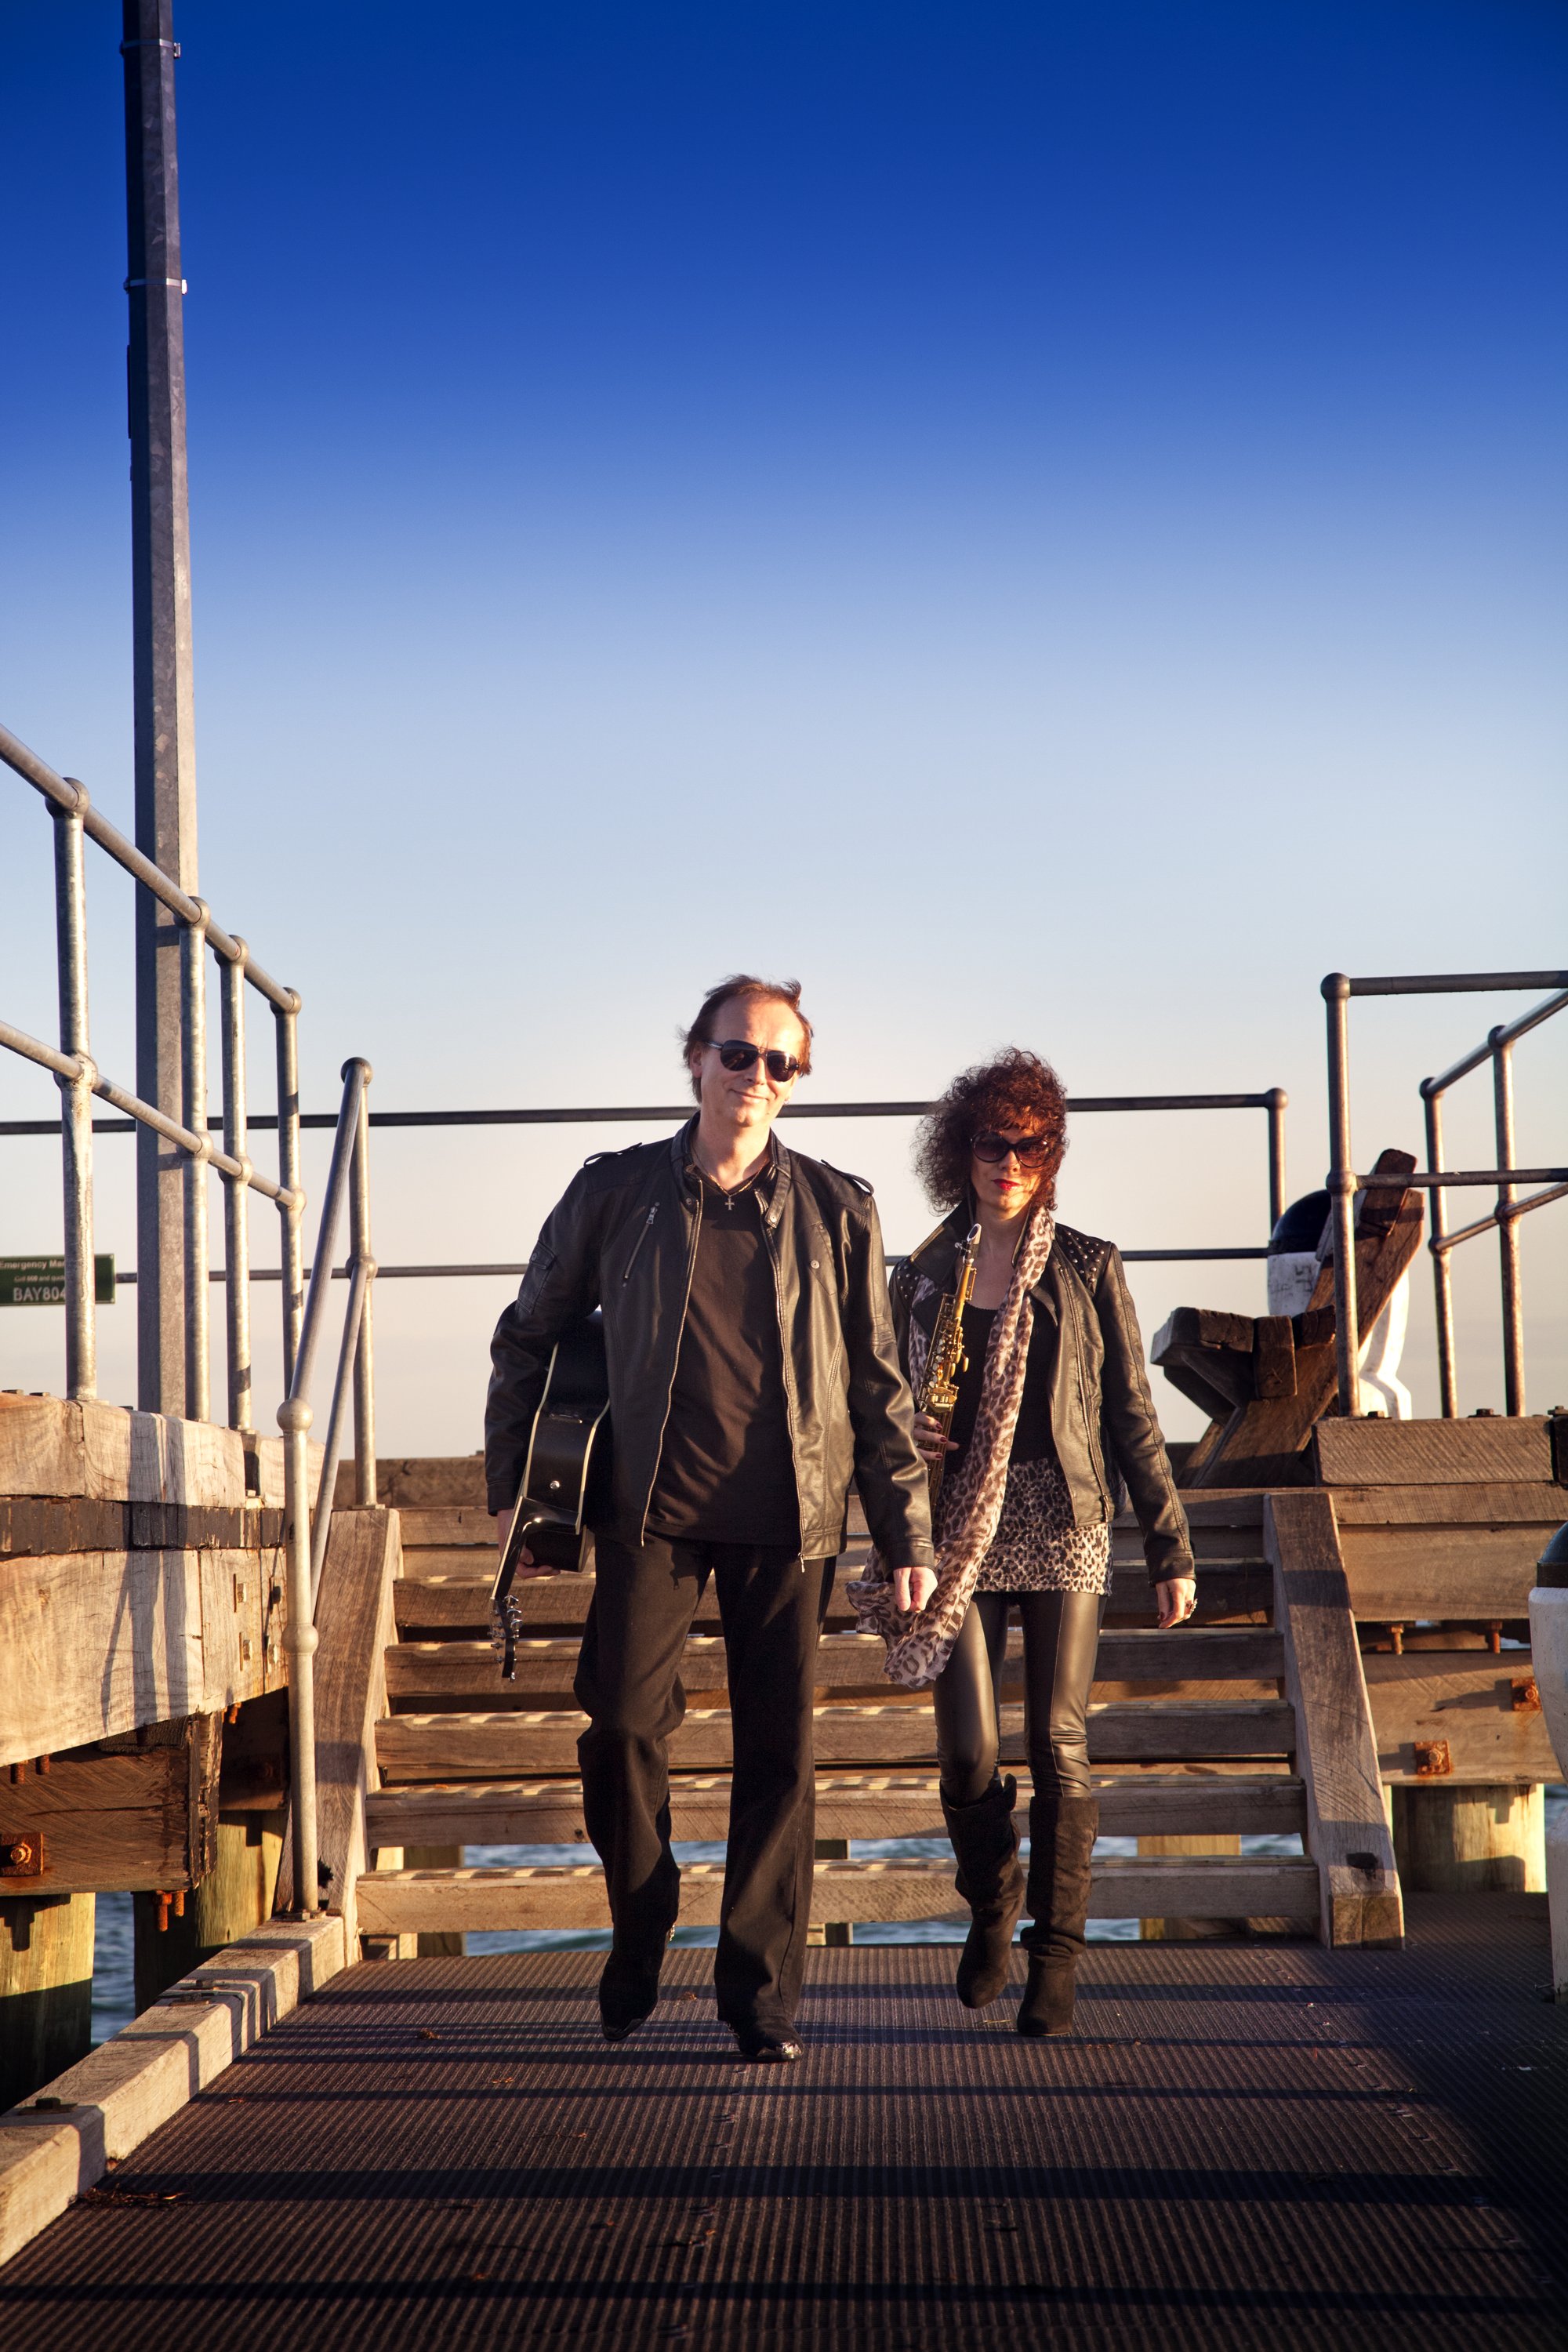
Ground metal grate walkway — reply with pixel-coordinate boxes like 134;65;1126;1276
2;1895;1564;2350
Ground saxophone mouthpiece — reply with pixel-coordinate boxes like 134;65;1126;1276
966;1222;982;1249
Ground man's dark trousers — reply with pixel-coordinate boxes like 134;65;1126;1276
575;1535;832;2034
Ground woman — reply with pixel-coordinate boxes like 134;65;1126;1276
852;1049;1195;2038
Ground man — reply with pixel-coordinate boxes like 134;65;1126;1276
486;975;935;2061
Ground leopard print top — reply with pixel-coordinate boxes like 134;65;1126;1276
909;1267;1109;1597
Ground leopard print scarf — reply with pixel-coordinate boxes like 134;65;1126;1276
848;1203;1055;1687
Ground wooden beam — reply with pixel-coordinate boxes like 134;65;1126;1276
0;1547;285;1769
0;1396;246;1506
367;1769;1308;1849
1365;1652;1558;1782
374;1697;1297;1782
1266;1490;1403;1947
1312;1416;1556;1487
275;1508;400;1944
354;1853;1320;1935
0;1719;221;1894
1338;1526;1551;1621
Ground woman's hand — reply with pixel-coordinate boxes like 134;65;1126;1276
495;1505;551;1581
911;1411;955;1465
1155;1576;1196;1628
891;1564;938;1616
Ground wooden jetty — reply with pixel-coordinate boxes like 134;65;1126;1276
3;1368;1564;2322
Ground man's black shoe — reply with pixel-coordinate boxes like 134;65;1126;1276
730;2024;804;2063
598;1949;662;2044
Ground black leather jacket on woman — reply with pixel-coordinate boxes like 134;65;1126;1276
485;1120;936;1569
891;1206;1193;1587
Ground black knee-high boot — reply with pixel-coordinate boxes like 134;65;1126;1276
1018;1792;1098;2038
941;1774;1025;2009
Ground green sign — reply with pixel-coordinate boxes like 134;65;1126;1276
0;1256;117;1306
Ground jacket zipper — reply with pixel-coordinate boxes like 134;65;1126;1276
622;1203;659;1281
637;1191;702;1543
759;1201;808;1567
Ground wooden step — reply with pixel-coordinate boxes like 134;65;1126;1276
383;1627;1287;1709
354;1852;1319;1934
365;1769;1308;1849
375;1699;1297;1780
392;1566;1275;1639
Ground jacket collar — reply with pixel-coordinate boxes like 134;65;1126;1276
671;1115;788;1212
909;1197;1058;1309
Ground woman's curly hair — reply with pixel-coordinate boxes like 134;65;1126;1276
914;1047;1069;1212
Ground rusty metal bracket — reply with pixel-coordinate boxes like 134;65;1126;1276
1413;1740;1454;1778
0;1830;46;1878
1511;1675;1542;1714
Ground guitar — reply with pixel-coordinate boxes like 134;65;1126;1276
490;1312;611;1680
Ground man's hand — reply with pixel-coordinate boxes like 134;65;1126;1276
1155;1575;1196;1628
495;1505;550;1581
891;1564;938;1616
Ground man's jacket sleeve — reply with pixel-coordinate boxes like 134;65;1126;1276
844;1203;935;1570
485;1171;602;1516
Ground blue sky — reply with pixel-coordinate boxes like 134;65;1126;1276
3;0;1565;1446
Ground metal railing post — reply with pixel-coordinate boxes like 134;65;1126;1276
180;900;211;1421
1265;1087;1287;1232
307;1065;377;1599
350;1071;378;1505
53;791;96;1401
277;1060;368;1917
280;1391;320;1916
1492;1029;1525;1415
1422;1083;1457;1418
1322;974;1361;1417
275;999;304;1389
220;939;252;1429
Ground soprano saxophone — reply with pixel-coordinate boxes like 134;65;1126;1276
916;1221;982;1512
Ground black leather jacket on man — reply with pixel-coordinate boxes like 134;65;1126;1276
485;1120;935;1570
892;1206;1193;1587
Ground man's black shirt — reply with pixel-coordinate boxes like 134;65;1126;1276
646;1167;800;1546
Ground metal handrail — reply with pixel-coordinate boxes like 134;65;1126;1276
2;717;308;1424
1417;984;1568;1417
278;1058;378;1922
1322;970;1568;1419
3;1087;1290;1272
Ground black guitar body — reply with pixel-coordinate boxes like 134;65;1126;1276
491;1313;610;1679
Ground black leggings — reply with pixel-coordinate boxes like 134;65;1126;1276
934;1589;1105;1806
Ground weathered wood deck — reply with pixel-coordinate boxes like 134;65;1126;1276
1;1893;1563;2348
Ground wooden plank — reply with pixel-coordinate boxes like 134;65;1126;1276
0;1544;284;1769
1365;1652;1559;1783
1312;1416;1555;1487
1;1553;205;1766
374;1698;1297;1782
241;1434;325;1512
383;1626;1286;1708
0;1397;249;1507
366;1768;1309;1849
1265;1490;1403;1948
1330;1483;1566;1527
340;1457;488;1511
275;1509;400;1943
354;1853;1319;1934
1338;1526;1549;1621
0;1725;223;1893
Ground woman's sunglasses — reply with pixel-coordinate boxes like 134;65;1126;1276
710;1039;802;1082
971;1131;1051;1165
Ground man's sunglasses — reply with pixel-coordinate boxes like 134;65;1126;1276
971;1131;1051;1165
710;1039;802;1082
